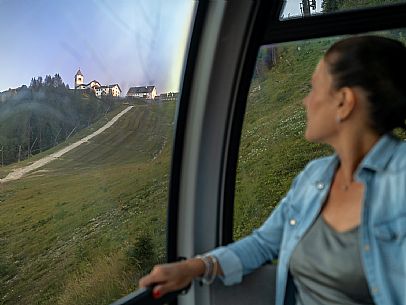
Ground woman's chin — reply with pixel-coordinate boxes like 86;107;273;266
304;130;313;142
304;131;321;143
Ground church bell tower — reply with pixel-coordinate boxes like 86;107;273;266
75;68;84;88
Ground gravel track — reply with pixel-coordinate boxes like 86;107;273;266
0;106;134;183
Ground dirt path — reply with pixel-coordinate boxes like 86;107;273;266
0;106;134;184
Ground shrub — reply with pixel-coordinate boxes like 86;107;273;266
126;234;156;274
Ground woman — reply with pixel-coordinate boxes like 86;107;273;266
139;35;406;305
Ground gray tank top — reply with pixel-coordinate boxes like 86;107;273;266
289;215;374;305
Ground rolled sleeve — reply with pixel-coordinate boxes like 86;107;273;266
207;246;243;286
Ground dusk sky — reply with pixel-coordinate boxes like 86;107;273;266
0;0;195;95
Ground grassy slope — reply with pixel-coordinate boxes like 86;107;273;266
0;105;128;179
0;103;175;305
233;39;334;239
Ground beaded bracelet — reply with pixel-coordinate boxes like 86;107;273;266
195;255;218;285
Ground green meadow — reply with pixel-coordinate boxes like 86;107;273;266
0;103;174;305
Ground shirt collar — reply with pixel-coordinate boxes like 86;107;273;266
319;134;399;186
357;133;399;172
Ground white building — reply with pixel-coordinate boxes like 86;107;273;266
126;85;157;100
74;69;121;98
109;84;121;97
95;86;107;98
75;69;84;87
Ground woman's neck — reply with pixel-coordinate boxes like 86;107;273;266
331;131;381;183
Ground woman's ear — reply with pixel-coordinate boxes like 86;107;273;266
335;87;356;121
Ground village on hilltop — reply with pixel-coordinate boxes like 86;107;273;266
74;69;178;102
74;69;121;98
0;69;179;103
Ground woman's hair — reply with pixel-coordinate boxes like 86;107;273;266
324;35;406;134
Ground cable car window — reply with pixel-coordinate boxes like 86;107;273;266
233;30;406;240
0;1;195;304
280;0;406;20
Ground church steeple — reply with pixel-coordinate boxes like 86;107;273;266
75;68;84;88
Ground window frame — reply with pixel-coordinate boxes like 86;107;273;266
163;1;406;305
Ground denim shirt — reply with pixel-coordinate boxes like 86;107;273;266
209;134;406;305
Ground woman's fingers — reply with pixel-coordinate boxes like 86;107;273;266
152;286;162;299
152;278;190;299
139;265;167;287
138;274;153;288
139;262;193;298
152;284;164;299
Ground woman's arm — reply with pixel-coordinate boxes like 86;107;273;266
139;169;305;298
138;192;291;298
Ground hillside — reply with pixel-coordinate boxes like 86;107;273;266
0;85;117;165
0;102;175;305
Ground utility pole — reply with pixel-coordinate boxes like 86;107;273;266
54;128;62;145
30;137;38;156
66;126;77;141
39;127;42;152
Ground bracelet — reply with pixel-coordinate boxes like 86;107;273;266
195;255;211;280
195;255;218;285
207;256;217;285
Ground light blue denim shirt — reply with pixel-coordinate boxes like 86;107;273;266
209;134;406;305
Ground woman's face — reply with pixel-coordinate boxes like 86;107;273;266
303;58;340;143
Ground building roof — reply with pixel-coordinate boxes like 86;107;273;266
108;84;122;92
75;69;83;76
127;85;156;95
76;81;100;88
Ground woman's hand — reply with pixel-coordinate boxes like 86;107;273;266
138;259;205;299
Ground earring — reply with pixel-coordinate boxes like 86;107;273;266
336;116;342;123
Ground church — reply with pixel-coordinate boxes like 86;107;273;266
74;69;121;98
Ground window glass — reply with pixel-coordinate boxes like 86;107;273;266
233;30;406;240
280;0;406;20
0;1;195;304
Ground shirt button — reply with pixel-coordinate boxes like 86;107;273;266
364;244;370;251
316;181;324;190
289;219;297;226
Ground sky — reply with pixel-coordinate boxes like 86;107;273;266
0;0;196;95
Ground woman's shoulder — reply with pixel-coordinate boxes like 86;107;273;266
304;155;336;170
302;155;336;176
